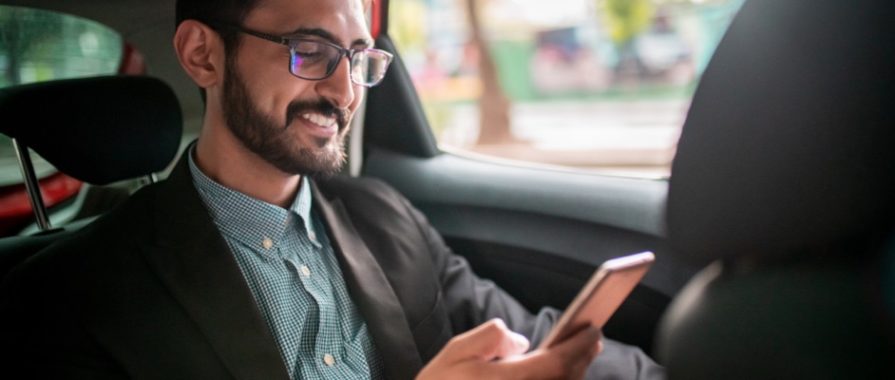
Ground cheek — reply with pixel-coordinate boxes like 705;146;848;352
347;86;366;117
260;78;313;117
237;55;308;114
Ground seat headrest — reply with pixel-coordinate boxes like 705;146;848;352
667;0;895;261
0;76;182;185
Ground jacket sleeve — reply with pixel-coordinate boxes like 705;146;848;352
1;261;129;379
397;194;666;380
396;195;560;346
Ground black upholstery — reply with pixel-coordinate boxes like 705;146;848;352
0;217;96;281
0;76;182;280
658;0;895;378
666;0;895;261
364;35;440;158
0;76;182;185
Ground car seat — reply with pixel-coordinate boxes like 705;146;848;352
0;75;182;279
656;0;895;378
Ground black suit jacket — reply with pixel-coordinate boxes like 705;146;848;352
1;156;563;379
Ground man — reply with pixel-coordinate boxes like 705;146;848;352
1;0;662;378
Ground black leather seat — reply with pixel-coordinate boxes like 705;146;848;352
656;0;895;378
0;76;182;279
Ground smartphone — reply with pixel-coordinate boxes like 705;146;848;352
538;251;655;349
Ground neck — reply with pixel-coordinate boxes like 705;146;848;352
194;111;300;209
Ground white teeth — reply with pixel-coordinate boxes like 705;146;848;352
302;113;337;128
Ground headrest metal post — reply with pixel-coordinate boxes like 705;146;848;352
11;138;52;231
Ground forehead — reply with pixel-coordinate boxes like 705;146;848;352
245;0;370;43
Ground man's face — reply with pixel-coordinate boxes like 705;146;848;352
221;0;370;176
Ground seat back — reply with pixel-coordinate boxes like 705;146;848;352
0;76;182;279
657;0;895;378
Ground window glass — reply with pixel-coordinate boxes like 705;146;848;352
0;5;123;88
390;0;743;178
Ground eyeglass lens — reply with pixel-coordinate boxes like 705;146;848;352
288;40;390;86
351;50;391;86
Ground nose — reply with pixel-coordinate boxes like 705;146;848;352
315;56;356;109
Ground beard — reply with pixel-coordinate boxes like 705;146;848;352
221;59;349;177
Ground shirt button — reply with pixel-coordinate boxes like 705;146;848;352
262;237;274;250
323;353;335;366
300;265;311;277
308;230;317;242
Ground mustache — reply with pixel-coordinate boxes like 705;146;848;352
284;100;348;130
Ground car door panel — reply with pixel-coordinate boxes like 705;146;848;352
362;147;703;353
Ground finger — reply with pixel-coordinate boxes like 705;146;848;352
497;326;602;380
441;319;530;363
553;325;602;359
557;327;603;379
489;321;531;359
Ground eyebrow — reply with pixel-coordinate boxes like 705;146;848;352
287;27;373;48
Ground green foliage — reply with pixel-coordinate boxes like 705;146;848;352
599;0;655;45
389;0;428;53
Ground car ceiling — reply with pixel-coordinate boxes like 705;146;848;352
6;0;205;131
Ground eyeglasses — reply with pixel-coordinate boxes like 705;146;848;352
213;23;393;87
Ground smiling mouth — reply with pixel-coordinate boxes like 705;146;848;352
294;112;343;141
301;113;338;129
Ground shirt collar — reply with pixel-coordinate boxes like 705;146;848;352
292;171;322;247
187;148;321;252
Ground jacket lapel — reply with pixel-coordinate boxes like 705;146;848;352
312;182;423;380
139;156;289;380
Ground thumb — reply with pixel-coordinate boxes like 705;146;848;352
497;326;602;379
442;319;531;362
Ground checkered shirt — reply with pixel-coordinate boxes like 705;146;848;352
189;153;382;379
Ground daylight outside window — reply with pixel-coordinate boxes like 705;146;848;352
0;6;122;88
390;0;743;178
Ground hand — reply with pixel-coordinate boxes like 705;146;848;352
417;318;603;380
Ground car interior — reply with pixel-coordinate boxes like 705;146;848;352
0;0;892;378
0;75;183;276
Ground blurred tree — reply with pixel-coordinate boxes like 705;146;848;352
465;0;516;145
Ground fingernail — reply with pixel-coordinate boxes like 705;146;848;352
510;332;530;351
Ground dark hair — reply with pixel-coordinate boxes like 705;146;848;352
176;0;260;103
176;0;261;53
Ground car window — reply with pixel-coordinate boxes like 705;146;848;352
390;0;743;178
0;6;122;88
0;6;123;235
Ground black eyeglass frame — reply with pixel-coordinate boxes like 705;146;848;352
211;22;394;87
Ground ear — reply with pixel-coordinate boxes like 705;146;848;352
173;20;225;89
